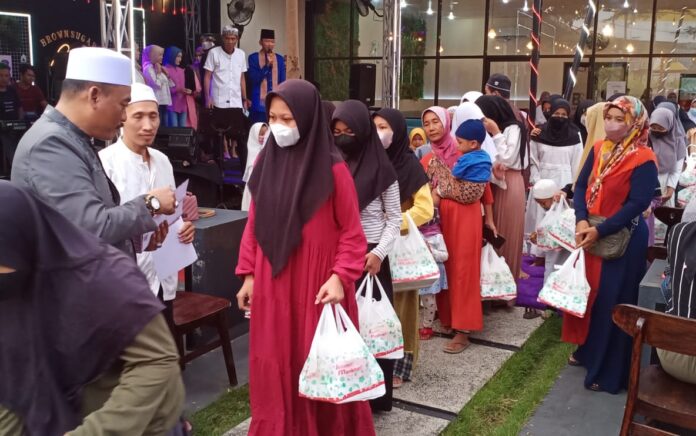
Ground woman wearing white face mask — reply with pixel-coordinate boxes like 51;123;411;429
241;122;268;211
332;100;402;411
373;108;433;389
235;80;376;435
567;96;658;394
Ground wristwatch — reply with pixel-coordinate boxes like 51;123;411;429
145;194;161;215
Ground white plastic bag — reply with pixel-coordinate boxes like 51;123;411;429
536;199;573;251
389;213;440;291
480;243;517;300
355;275;404;359
298;304;386;404
537;249;591;318
679;153;696;188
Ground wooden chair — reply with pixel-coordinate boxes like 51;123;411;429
172;291;238;386
612;304;696;436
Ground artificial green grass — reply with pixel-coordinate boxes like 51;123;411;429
190;385;250;436
442;316;574;436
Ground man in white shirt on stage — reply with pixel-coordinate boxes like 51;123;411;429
203;25;250;168
100;83;195;330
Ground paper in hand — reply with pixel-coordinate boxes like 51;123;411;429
152;217;198;280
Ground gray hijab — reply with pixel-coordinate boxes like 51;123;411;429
650;105;687;173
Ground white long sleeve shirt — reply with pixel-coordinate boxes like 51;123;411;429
360;181;402;260
492;125;523;170
99;139;179;301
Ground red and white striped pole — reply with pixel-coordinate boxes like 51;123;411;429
528;0;543;132
563;1;596;100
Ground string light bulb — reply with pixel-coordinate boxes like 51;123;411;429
426;0;433;15
622;0;629;8
601;23;614;37
626;43;635;53
488;28;497;39
522;0;529;12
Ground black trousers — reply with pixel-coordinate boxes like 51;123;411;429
356;244;395;412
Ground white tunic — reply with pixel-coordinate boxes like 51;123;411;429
99;139;179;301
204;46;248;109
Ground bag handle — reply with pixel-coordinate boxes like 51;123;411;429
405;212;418;238
319;303;339;338
334;304;359;336
356;274;374;302
372;275;389;302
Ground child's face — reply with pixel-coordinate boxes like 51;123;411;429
535;198;554;210
456;137;480;154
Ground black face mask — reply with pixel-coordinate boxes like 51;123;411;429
0;270;32;298
548;116;568;130
543;110;552;120
334;134;361;156
650;130;668;139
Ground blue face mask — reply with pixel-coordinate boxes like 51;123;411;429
690;108;696;118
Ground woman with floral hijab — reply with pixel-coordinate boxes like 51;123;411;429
567;96;658;394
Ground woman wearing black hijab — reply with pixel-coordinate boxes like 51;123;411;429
476;94;527;280
573;99;594;144
0;182;183;436
332;100;401;412
373;107;434;389
235;81;375;434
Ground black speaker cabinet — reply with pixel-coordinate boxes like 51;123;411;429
349;63;376;107
154;127;197;164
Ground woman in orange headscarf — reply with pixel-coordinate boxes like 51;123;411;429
566;96;658;394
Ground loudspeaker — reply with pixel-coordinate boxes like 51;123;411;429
349;63;376;107
154;127;197;164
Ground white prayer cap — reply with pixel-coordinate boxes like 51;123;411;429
533;179;559;200
65;47;132;86
130;83;157;105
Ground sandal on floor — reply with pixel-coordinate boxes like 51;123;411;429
419;327;434;340
523;308;541;319
443;333;471;354
393;376;403;389
588;383;602;392
568;355;581;367
433;324;454;335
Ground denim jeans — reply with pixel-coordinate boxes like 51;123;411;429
166;110;187;127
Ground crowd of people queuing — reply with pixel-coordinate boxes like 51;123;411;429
2;23;696;435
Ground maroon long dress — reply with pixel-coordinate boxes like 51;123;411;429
236;163;375;435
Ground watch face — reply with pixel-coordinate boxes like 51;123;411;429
151;197;161;211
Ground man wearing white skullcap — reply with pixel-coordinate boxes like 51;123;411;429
100;82;195;326
12;47;176;256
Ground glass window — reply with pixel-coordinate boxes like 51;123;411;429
399;58;436;116
539;2;594;56
438;59;484;107
487;0;534;55
401;0;439;57
650;56;696;106
440;0;485;56
653;3;696;55
315;60;351;101
595;0;653;55
314;0;353;58
537;57;574;96
355;12;384;57
591;57;649;101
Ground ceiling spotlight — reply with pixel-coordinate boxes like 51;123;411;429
601;23;614;37
626;43;635;53
503;0;509;3
522;0;529;12
448;11;454;19
488;28;497;39
526;41;533;50
426;0;433;14
622;0;629;8
633;7;638;13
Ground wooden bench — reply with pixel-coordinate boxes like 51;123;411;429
172;291;238;386
612;304;696;436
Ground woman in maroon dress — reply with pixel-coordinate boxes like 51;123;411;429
235;80;375;435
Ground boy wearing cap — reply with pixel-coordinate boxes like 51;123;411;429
247;28;286;124
452;119;493;183
529;179;571;282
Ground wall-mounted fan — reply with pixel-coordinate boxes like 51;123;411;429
355;0;383;18
227;0;255;38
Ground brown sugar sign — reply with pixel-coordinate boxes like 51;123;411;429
39;29;98;48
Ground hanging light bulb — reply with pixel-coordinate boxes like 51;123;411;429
400;0;407;8
173;0;177;15
426;0;433;15
633;6;638;13
488;28;497;39
526;40;533;50
502;0;509;3
622;0;629;8
151;0;155;11
522;0;529;12
626;43;635;53
448;4;454;20
601;23;614;37
162;0;166;14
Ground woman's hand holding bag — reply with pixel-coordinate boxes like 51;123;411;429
537;249;591;318
388;213;440;291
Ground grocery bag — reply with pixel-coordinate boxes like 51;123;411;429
547;200;577;251
298;304;386;404
480;243;517;300
678;185;696;208
535;200;563;250
537;249;591;318
678;153;696;188
355;275;404;359
389;213;440;291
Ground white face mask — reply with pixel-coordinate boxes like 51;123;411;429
269;123;300;147
378;130;394;149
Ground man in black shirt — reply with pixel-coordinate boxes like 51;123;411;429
0;62;23;176
0;63;22;121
